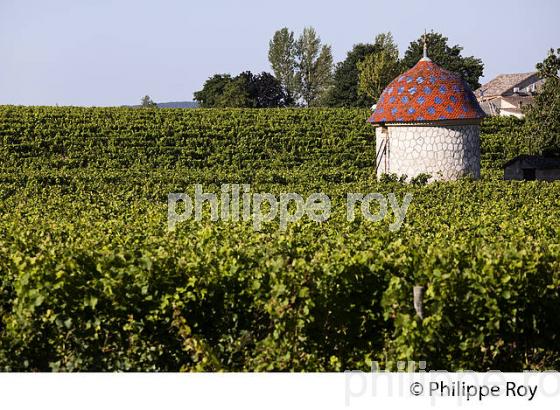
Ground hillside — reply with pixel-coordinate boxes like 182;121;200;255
156;101;199;108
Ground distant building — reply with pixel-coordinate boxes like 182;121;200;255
475;73;544;119
503;155;560;181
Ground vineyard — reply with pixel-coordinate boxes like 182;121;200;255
0;106;558;371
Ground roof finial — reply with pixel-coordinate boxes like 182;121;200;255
421;30;431;61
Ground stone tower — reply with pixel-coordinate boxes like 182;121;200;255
367;49;486;181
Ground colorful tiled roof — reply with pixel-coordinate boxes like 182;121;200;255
368;59;485;124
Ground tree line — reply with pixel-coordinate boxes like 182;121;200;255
193;29;485;108
162;29;560;156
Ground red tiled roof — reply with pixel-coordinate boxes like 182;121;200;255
368;59;485;124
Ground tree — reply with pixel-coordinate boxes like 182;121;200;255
193;74;233;107
295;27;333;106
524;48;560;156
357;33;400;103
140;95;157;108
193;72;287;108
537;48;560;80
249;72;287;108
323;43;377;107
268;28;298;105
219;74;252;108
401;32;484;90
268;27;334;106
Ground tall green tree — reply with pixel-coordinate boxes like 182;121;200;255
268;28;298;105
295;27;333;106
324;44;377;107
401;32;484;90
524;48;560;156
357;33;400;103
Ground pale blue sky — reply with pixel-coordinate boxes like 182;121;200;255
1;0;558;106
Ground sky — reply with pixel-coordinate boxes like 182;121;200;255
1;0;559;106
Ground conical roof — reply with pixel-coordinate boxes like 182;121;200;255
367;59;485;124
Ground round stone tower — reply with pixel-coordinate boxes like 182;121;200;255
368;52;486;181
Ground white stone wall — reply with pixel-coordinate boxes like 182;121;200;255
375;124;480;181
